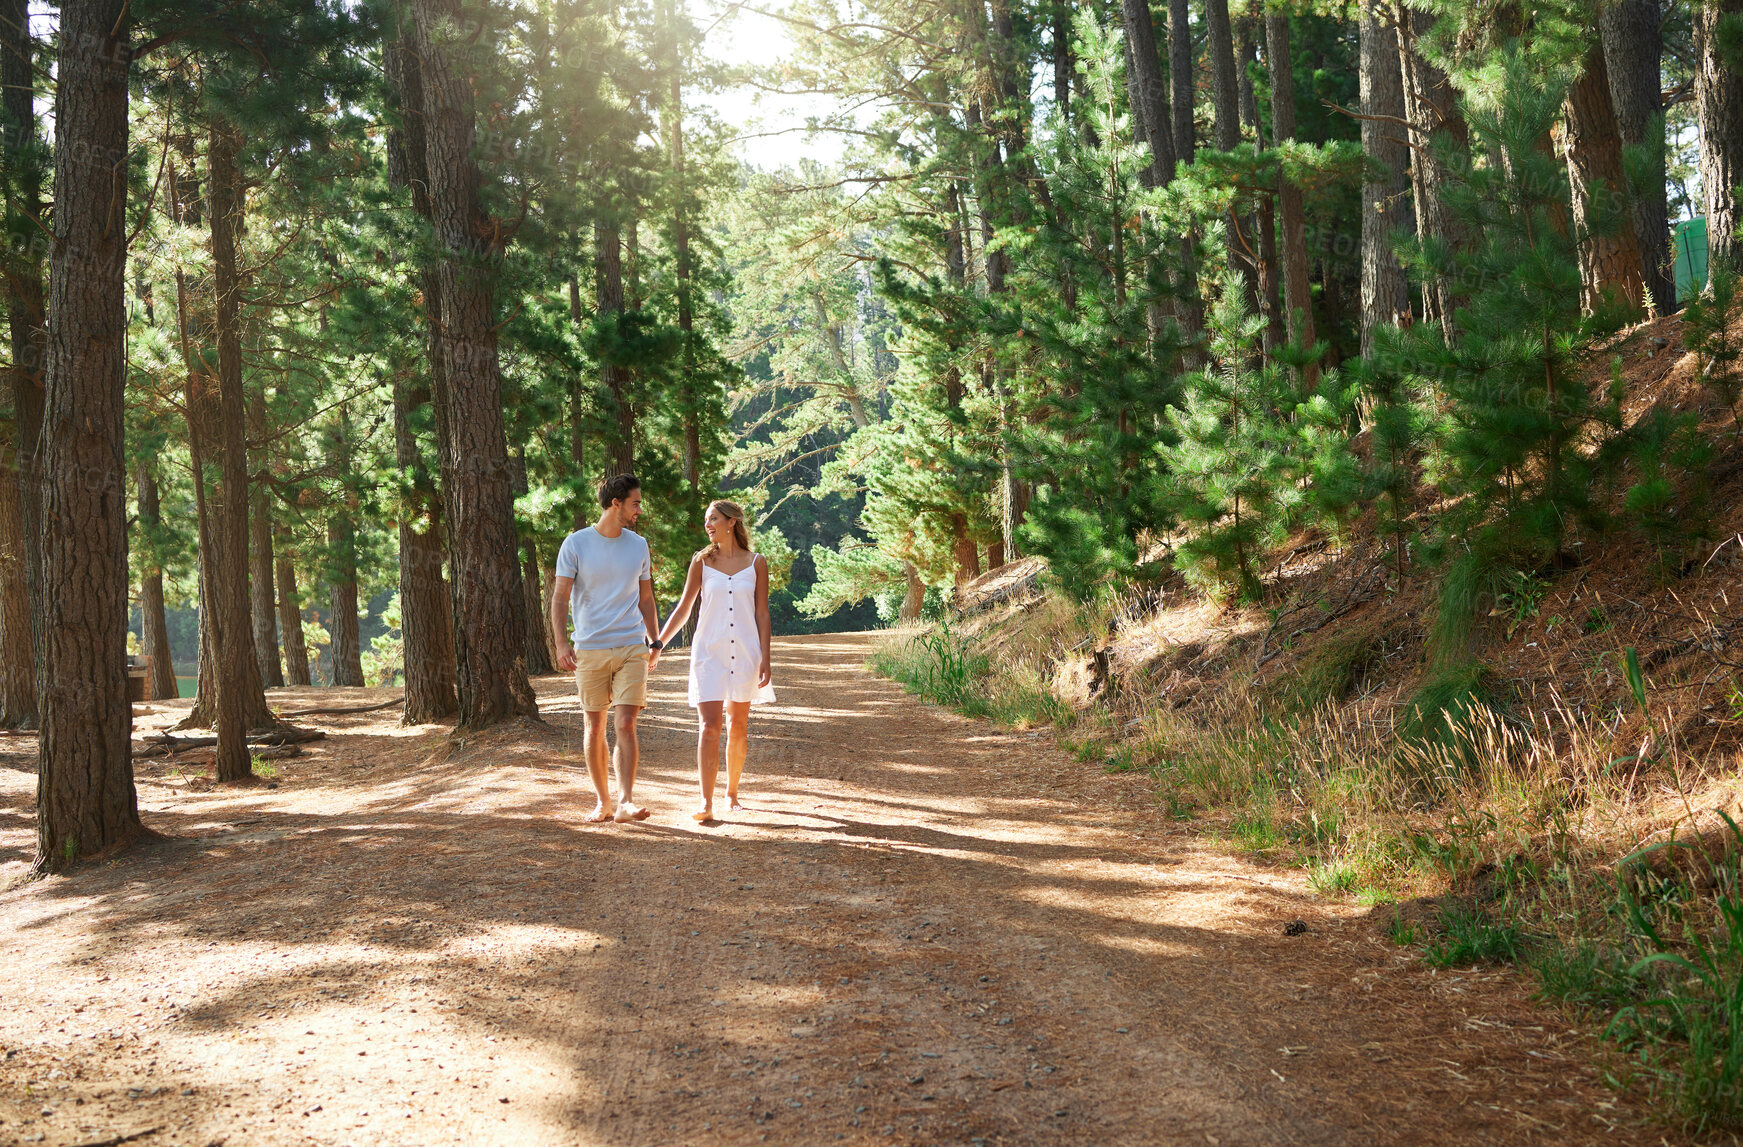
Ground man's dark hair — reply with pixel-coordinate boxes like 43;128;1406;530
599;473;641;508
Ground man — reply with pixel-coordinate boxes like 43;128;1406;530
552;474;666;823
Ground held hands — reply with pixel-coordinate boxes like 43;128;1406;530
647;638;663;672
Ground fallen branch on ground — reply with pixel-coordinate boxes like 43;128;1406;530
133;727;326;758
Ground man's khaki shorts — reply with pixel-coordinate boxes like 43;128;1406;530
574;645;650;711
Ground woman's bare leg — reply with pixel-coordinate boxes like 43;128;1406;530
694;701;723;821
725;700;752;810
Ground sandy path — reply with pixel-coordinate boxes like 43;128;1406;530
0;634;1661;1145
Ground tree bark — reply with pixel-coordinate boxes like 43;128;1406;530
248;388;283;687
522;542;555;676
1167;0;1194;165
0;422;34;725
35;0;140;872
1;0;42;729
393;372;458;720
412;0;537;729
276;536;311;687
326;515;364;687
508;449;554;677
1052;0;1072;124
385;13;458;722
1359;0;1412;354
899;560;925;621
1564;40;1647;317
1396;2;1467;336
1120;0;1176;189
1601;0;1673;313
207;118;271;780
1696;0;1743;267
1206;0;1239;152
136;465;178;703
594;215;636;476
1266;11;1318;383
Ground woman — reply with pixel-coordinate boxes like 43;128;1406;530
655;500;775;822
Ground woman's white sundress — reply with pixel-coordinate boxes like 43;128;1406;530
687;558;776;707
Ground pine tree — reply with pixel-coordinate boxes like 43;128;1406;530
1157;292;1302;602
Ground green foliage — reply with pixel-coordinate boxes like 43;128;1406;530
1156;293;1302;602
1424;902;1525;967
1614;817;1743;1131
1401;662;1492;753
1683;258;1743;423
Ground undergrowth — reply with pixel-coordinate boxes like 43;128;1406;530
873;619;1743;1134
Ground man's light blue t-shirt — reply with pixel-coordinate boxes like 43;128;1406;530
555;526;652;650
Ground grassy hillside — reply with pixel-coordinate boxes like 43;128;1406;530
873;309;1743;1134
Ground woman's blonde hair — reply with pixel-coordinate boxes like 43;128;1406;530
697;500;753;563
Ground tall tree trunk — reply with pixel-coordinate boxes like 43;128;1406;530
1359;0;1412;354
326;515;364;687
1564;40;1647;318
136;465;178;703
248;388;283;687
325;404;364;688
1165;0;1207;365
508;449;554;677
1052;0;1072;123
35;0;140;872
207;118;271;780
276;535;311;687
1238;17;1283;348
0;426;33;725
522;543;555;676
1;0;42;729
1396;2;1467;336
1266;11;1318;384
1207;0;1239;152
392;373;458;719
594;215;635;475
1206;0;1258;309
412;0;537;729
385;17;459;721
967;99;1024;560
1167;0;1194;165
666;9;702;492
1602;0;1673;313
899;561;926;622
1120;0;1177;188
1696;0;1743;267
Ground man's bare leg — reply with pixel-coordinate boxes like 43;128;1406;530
725;700;752;811
694;701;723;821
582;710;614;822
611;704;652;822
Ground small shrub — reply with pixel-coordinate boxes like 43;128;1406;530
1424;902;1525;966
1230;811;1279;852
1308;859;1360;896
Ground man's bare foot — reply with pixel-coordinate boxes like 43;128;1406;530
727;793;745;812
692;805;714;824
584;802;614;823
614;801;651;823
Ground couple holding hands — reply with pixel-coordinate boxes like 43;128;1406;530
550;474;776;825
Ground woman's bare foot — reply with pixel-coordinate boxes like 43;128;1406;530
613;801;651;823
584;802;614;823
727;792;744;812
692;805;714;824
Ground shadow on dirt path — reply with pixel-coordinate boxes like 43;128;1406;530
0;634;1665;1144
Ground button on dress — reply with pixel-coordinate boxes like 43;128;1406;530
687;561;776;707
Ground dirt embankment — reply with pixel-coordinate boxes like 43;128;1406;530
0;636;1670;1144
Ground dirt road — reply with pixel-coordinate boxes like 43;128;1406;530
0;634;1660;1144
